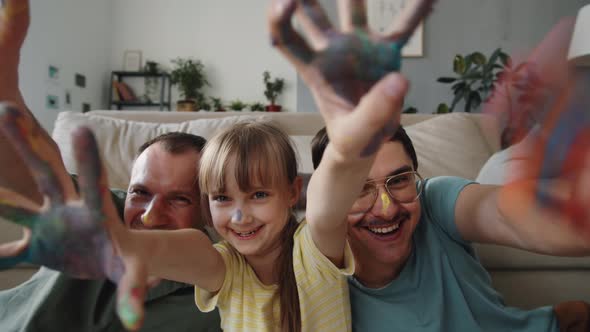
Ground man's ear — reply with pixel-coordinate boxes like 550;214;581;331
289;176;303;207
292;173;311;210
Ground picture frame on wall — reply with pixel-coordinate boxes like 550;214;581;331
123;50;143;72
367;0;425;57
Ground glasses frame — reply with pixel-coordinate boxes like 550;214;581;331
352;171;424;215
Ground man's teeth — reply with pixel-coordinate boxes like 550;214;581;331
368;224;400;234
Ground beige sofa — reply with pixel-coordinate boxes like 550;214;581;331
1;110;589;310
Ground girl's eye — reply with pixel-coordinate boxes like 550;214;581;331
253;191;269;199
212;195;229;202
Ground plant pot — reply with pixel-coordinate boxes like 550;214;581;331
177;100;198;112
266;104;282;112
214;108;226;112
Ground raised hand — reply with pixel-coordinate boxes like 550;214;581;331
0;103;147;330
482;17;590;236
268;0;433;158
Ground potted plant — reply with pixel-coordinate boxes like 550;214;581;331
436;48;510;113
170;57;209;112
229;100;247;112
199;96;212;111
143;60;162;102
250;102;265;112
263;71;285;112
210;97;226;112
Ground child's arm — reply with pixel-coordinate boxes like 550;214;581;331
268;0;422;266
128;229;225;292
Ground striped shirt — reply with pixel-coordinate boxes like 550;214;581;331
195;221;354;331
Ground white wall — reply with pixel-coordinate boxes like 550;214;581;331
18;0;113;132
110;0;297;111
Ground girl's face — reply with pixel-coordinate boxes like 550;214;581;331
208;170;300;261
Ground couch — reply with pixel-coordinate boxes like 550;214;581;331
1;110;589;310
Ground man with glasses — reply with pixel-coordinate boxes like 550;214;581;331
311;126;590;332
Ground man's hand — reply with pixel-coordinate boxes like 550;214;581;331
268;0;433;159
0;104;148;331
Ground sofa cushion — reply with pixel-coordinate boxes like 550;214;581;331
52;112;271;189
52;113;318;188
405;113;496;180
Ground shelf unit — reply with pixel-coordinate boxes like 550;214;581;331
109;71;172;111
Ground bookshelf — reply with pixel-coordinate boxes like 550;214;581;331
109;71;172;110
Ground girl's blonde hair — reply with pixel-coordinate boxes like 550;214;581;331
198;120;301;332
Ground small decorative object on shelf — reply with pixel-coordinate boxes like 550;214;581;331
143;60;164;102
250;102;265;112
263;71;284;112
210;97;226;112
229;100;247;112
109;71;172;110
170;57;209;112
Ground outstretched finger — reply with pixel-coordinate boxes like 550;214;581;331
0;0;30;51
0;103;77;204
339;0;368;32
383;0;435;42
269;0;315;69
0;187;39;228
117;258;147;331
295;0;334;49
0;228;31;269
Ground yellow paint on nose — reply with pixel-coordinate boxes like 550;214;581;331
141;212;151;225
380;192;391;215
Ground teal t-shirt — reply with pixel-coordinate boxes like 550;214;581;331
348;176;558;332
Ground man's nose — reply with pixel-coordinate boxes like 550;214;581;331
141;197;170;228
371;187;400;218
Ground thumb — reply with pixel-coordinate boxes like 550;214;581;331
117;258;148;331
353;73;409;157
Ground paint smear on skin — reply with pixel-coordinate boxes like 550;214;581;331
118;286;143;330
380;192;391;215
232;210;243;223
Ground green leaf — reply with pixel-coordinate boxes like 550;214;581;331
471;52;487;65
453;55;466;74
450;88;468;111
436;103;450;114
470;91;482;110
437;77;457;83
451;82;467;93
499;51;511;66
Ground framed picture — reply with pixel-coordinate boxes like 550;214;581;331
123;50;143;72
367;0;425;57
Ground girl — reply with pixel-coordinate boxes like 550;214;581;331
193;121;354;331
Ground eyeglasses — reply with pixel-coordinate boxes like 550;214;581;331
349;171;424;215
